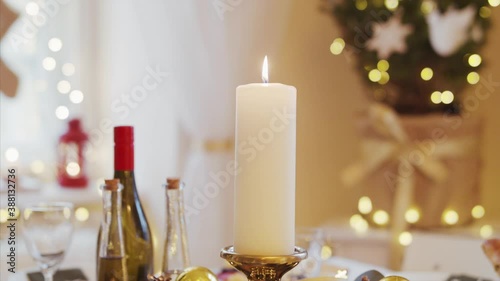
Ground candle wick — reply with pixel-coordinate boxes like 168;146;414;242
262;55;269;84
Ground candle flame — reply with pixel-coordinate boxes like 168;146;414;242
262;56;269;83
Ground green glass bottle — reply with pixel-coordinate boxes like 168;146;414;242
97;126;153;281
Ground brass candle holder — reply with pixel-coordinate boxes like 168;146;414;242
220;246;307;281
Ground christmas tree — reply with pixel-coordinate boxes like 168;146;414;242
327;0;494;114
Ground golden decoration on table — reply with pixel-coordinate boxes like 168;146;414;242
220;246;307;281
176;267;218;281
353;271;410;281
380;277;409;281
147;267;217;281
334;269;348;279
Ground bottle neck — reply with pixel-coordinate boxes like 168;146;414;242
114;142;134;171
99;189;125;257
113;170;137;201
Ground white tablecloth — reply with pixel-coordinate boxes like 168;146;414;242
2;226;497;281
323;257;450;281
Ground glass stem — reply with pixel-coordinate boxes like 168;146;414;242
42;271;54;281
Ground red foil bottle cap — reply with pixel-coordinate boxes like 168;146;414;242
114;126;134;144
114;126;134;170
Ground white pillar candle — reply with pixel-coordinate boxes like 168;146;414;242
234;57;296;255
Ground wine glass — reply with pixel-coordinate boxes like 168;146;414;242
22;202;74;281
285;227;324;281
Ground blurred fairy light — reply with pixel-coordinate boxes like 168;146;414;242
48;38;63;52
321;245;333;260
430;91;441;104
379;72;390;85
330;38;345;55
472;205;485;219
23;209;32;220
421;0;435;14
55;106;69;120
69;90;84;104
62;63;76;76
468;54;482;67
63;207;71;219
405;208;421;224
467;72;480;84
355;219;369;233
399;232;413;246
480;6;492;18
377;60;389;72
30;160;45;175
385;0;399;10
443;209;459;225
373;210;389;226
355;0;368;10
42;57;56;71
358;196;373;214
57;80;71;94
25;2;39;16
75;207;90;222
420;67;433;81
350;214;369;233
480;225;494;239
441;90;454;104
350;214;363;227
368;69;382;82
5;147;19;162
66;162;81;176
0;209;8;223
489;0;500;8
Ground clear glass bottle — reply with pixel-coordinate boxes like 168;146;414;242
97;179;128;281
162;178;190;278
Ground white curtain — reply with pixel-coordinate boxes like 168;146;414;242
103;0;293;269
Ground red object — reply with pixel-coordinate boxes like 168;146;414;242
57;119;89;188
483;239;500;274
114;126;134;171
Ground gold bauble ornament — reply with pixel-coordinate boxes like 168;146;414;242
176;267;218;281
380;277;410;281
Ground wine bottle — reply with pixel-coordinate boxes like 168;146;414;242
97;126;153;281
97;179;128;281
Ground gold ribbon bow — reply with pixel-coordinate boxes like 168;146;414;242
341;103;479;269
341;103;478;189
191;138;233;153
